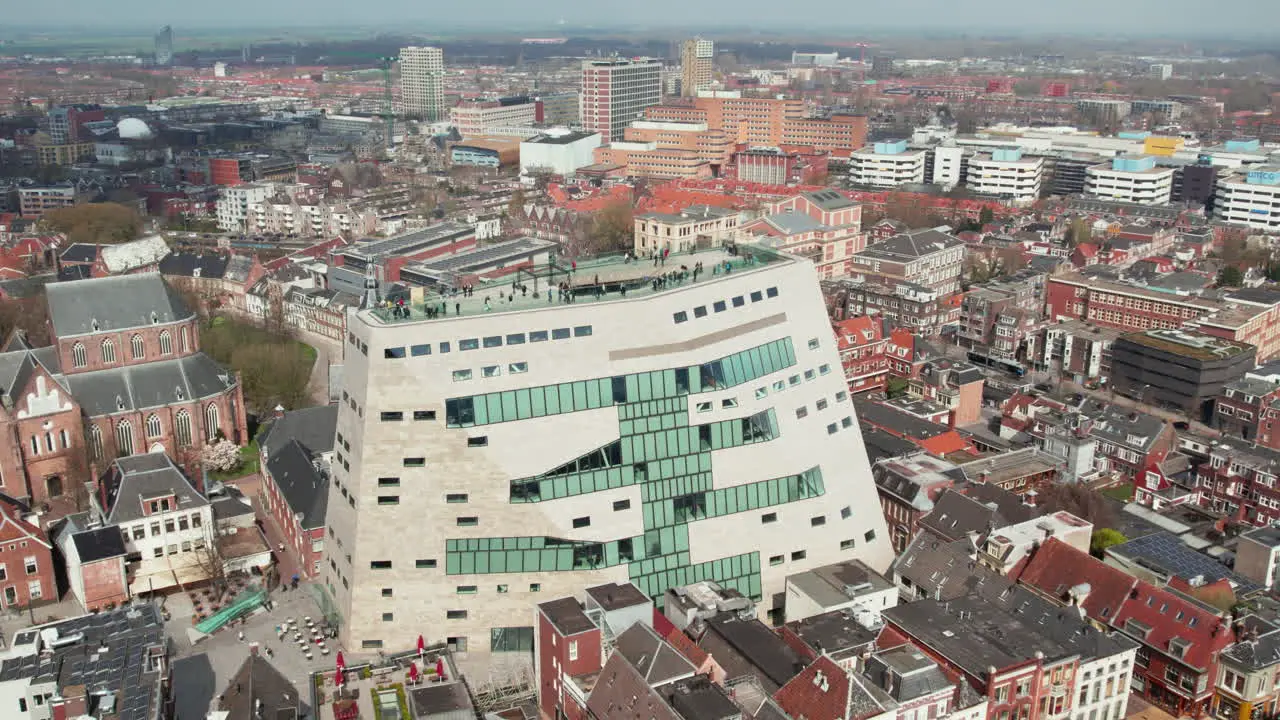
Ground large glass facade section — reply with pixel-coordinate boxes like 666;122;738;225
644;466;823;530
444;525;690;575
445;338;795;428
629;552;761;605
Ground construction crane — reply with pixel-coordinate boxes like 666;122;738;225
379;55;398;149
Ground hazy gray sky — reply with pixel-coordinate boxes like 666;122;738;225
9;0;1280;36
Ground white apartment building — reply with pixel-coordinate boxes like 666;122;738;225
318;114;385;138
215;183;273;232
966;148;1044;204
1085;156;1174;205
450;99;539;138
399;46;446;122
1214;166;1280;231
849;140;927;188
324;249;894;660
580;58;662;143
680;38;715;97
930;145;966;189
1073;647;1138;720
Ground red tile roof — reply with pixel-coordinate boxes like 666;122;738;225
663;626;710;667
1017;538;1233;671
774;656;869;720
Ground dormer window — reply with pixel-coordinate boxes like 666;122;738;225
115;395;125;412
150;311;158;324
91;319;100;332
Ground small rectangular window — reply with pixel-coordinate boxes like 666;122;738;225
377;496;399;505
762;512;777;524
411;344;431;356
447;610;468;619
456;585;478;594
755;387;768;399
573;325;592;337
804;369;816;380
864;529;877;542
841;539;856;550
766;287;779;298
791;550;807;561
529;583;542;592
722;398;738;409
816;399;828;411
773;380;785;392
380;411;403;421
819;364;831;375
841;506;852;519
506;333;526;345
508;362;528;374
416;559;437;569
694;306;708;318
482;365;501;378
750;291;763;302
446;493;469;503
381;588;393;597
483;336;502;348
811;516;826;527
769;555;784;566
378;478;400;487
796;407;808;419
842;416;853;428
836;391;848;402
403;457;425;467
460;338;479;351
732;296;745;307
530;331;549;342
827;423;838;435
713;300;727;313
370;561;392;570
362;640;384;649
613;499;631;511
456;517;479;526
808;338;820;350
452;369;472;382
439;342;451;353
573;516;591;528
382;613;394;621
696;401;713;413
673;311;688;324
467;437;488;447
497;584;509;593
552;328;571;340
414;410;436;421
384;347;406;359
789;375;801;386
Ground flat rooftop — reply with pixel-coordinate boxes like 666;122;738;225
341;221;474;262
364;245;789;325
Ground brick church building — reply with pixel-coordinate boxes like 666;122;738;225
0;273;248;514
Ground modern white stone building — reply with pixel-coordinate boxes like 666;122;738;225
1214;166;1280;231
215;183;273;232
1084;155;1174;205
966;148;1044;204
399;46;445;122
849;140;927;188
324;248;894;661
519;130;601;179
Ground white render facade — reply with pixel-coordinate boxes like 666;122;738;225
215;184;273;232
399;46;445;122
1084;164;1174;205
325;252;893;661
849;146;927;188
1214;171;1280;231
1070;647;1137;720
966;153;1044;203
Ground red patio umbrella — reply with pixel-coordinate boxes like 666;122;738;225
334;668;343;687
336;651;346;672
416;635;425;656
435;656;445;681
408;662;420;684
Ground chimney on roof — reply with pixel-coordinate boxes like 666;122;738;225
1024;490;1037;508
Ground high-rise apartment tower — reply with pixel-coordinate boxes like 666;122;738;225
154;26;173;66
399;46;446;122
680;38;715;97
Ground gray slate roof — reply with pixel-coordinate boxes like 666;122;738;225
263;440;329;531
102;453;208;525
613;623;696;687
62;352;234;417
46;272;193;337
258;405;338;458
858;228;962;262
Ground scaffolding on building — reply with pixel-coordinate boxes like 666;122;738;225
467;653;537;716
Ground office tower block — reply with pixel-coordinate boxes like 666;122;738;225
325;249;894;660
154;25;173;66
580;58;662;143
